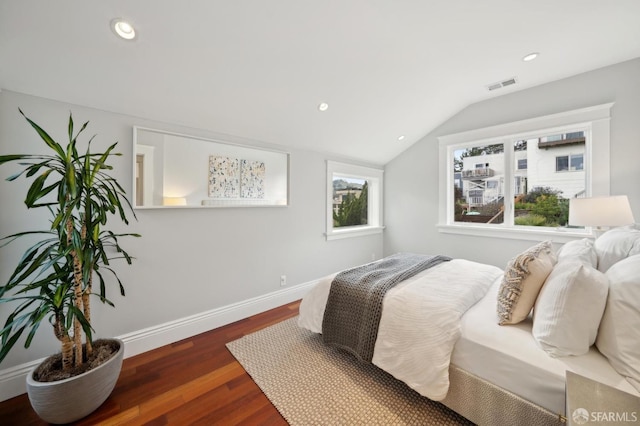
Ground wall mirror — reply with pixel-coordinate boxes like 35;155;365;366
133;127;289;208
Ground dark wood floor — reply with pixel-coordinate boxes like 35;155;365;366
0;301;300;425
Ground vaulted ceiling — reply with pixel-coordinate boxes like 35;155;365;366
1;1;639;164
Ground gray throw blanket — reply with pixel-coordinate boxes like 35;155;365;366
321;253;451;362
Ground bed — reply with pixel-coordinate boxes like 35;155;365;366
298;226;640;425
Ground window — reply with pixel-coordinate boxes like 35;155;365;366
333;177;368;228
556;155;569;172
453;131;586;229
454;143;505;223
517;159;527;170
438;103;613;241
571;154;584;171
556;154;583;172
326;161;383;240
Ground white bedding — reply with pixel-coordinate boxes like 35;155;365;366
453;279;640;415
298;258;503;400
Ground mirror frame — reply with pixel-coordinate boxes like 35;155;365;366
133;126;290;209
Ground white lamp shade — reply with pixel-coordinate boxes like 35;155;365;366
569;195;635;227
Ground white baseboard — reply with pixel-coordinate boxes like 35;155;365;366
0;280;316;402
0;361;41;403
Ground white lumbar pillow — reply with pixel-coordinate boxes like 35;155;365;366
596;254;640;392
533;260;608;357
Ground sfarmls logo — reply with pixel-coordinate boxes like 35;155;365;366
572;408;638;424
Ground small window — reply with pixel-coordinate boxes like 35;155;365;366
326;161;383;240
566;131;585;139
332;177;368;228
543;134;563;142
556;156;569;172
570;154;584;171
517;159;527;170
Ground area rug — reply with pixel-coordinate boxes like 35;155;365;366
226;317;473;425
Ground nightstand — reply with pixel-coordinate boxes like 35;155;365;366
565;371;640;425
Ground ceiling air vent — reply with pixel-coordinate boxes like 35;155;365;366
487;77;518;91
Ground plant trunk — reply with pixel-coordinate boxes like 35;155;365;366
53;312;73;371
82;279;92;357
67;216;85;367
61;337;74;371
72;257;83;366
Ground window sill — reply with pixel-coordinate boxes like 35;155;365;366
326;226;385;241
437;223;593;243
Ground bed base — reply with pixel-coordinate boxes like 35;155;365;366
441;365;565;425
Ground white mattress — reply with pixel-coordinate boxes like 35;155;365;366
452;278;640;415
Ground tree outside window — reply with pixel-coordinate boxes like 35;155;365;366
333;177;368;227
326;161;383;240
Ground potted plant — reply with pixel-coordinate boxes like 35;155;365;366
0;110;139;423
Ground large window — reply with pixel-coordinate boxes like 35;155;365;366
326;161;383;240
438;103;613;241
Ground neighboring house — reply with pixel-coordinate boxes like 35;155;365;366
333;188;363;214
529;132;586;199
460;132;585;209
461;152;506;208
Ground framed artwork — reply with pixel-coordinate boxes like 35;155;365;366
208;156;239;198
241;160;265;199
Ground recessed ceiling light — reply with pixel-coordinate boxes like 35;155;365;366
398;135;405;141
111;18;136;40
317;102;329;112
522;52;539;62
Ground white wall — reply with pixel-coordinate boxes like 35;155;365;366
0;90;383;377
384;57;640;267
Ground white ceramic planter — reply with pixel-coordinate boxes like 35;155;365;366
26;338;124;424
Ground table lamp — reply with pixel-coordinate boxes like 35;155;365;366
163;196;187;206
568;195;635;234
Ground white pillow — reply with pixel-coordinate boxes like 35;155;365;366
557;238;597;267
596;254;640;392
594;226;640;272
532;260;608;357
497;241;557;325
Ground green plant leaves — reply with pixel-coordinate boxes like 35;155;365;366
0;110;139;366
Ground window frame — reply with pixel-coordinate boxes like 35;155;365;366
326;161;384;240
438;103;613;242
